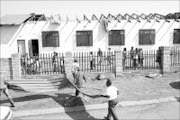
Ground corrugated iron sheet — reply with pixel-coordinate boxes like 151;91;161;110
0;14;32;25
0;25;20;44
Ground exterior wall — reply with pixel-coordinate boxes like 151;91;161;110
0;58;12;80
6;19;180;57
0;54;21;80
0;44;10;58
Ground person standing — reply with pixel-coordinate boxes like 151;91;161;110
0;79;15;107
123;48;127;68
52;52;58;72
90;52;95;70
101;79;119;120
130;47;134;68
97;48;103;64
133;48;138;69
138;48;144;68
71;59;79;81
74;67;87;96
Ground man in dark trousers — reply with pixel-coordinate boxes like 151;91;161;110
74;67;87;96
101;79;119;120
0;79;15;107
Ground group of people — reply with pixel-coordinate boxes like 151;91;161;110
123;47;144;69
89;48;113;70
71;59;119;120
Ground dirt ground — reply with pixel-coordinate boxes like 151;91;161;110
0;72;179;111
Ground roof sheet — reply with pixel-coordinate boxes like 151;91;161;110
0;25;20;44
0;14;32;25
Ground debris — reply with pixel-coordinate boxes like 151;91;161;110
145;73;162;79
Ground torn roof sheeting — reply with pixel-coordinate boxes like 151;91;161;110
0;14;32;25
0;25;21;44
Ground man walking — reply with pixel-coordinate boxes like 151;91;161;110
0;79;15;107
71;59;79;81
74;67;87;96
102;79;119;120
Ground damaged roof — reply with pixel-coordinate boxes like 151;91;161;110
0;25;21;44
0;14;32;25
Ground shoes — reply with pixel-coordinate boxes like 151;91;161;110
104;117;110;120
11;104;15;107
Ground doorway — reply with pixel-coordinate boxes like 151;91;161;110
17;40;26;55
29;39;39;57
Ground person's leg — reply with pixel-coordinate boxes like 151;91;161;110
110;100;119;120
106;101;112;120
90;61;93;70
3;87;15;107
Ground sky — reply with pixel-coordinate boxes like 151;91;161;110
1;0;180;20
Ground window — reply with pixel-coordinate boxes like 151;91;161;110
42;31;59;47
76;31;93;46
173;29;180;44
139;29;155;45
108;30;125;45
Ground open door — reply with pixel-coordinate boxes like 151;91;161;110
29;39;39;57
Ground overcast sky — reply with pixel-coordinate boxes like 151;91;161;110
1;0;179;20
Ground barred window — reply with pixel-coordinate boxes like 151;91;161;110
76;31;93;46
139;29;155;45
108;30;125;45
42;31;59;47
173;29;180;44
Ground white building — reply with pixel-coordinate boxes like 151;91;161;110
0;13;180;58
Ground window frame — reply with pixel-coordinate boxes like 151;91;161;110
76;31;93;47
108;30;125;46
42;31;59;47
173;29;180;44
139;29;155;45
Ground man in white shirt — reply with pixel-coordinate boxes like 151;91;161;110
102;79;119;120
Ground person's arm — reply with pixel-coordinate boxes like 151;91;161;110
100;94;110;98
83;74;87;83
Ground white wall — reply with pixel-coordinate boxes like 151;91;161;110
11;19;180;55
0;44;10;58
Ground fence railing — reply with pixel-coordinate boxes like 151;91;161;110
123;49;161;71
170;47;180;67
21;53;65;75
73;51;116;73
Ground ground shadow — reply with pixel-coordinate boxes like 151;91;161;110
53;93;103;120
0;94;51;104
169;81;180;89
0;92;103;120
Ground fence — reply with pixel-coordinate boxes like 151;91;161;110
73;51;116;73
21;53;65;75
123;49;161;71
170;47;180;67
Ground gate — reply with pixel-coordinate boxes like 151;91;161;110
21;52;65;75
